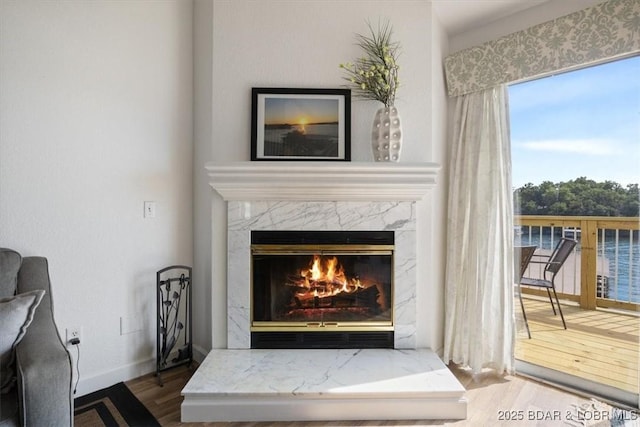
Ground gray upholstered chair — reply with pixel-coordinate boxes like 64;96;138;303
0;248;73;426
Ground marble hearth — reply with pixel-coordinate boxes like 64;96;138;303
181;162;468;422
182;348;466;422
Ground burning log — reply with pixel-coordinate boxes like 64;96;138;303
331;285;379;308
289;284;380;311
281;254;383;317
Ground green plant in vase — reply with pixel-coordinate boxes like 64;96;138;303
340;20;403;162
340;20;400;108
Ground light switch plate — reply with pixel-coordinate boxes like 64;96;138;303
144;201;156;218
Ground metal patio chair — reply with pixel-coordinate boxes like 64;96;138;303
514;245;537;338
520;238;578;331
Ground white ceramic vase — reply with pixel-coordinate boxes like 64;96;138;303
371;106;402;162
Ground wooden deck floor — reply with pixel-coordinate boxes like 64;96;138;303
515;297;639;394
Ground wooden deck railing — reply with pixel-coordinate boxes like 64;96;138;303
515;215;639;312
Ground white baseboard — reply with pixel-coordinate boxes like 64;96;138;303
74;357;156;397
74;345;210;398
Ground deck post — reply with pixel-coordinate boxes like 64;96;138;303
580;219;598;309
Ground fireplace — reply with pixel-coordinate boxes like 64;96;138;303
185;162;469;423
208;162;441;349
187;162;465;422
251;231;394;348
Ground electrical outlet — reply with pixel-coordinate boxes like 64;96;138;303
66;327;82;344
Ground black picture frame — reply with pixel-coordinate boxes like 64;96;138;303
251;88;351;161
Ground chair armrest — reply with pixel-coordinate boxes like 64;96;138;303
16;330;73;426
15;257;73;426
528;260;561;266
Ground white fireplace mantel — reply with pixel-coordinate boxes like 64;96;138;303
207;160;441;350
206;161;440;201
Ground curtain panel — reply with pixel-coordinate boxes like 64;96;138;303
443;85;515;374
444;0;640;97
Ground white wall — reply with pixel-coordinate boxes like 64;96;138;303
197;0;447;350
193;0;214;356
429;10;449;353
0;1;193;395
210;0;435;162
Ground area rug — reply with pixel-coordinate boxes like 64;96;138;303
74;382;160;427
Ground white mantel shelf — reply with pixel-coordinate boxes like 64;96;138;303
206;161;440;201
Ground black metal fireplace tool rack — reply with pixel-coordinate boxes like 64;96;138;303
156;265;192;385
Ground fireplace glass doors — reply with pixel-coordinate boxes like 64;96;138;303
251;231;394;348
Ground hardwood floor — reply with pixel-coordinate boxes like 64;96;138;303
125;362;620;426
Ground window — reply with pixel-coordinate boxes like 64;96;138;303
510;55;640;194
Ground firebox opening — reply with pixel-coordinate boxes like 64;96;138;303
251;231;394;349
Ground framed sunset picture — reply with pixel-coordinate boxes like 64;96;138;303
251;88;351;161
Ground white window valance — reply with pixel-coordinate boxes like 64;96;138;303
444;0;640;97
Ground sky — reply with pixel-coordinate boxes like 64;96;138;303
264;97;338;125
509;55;640;189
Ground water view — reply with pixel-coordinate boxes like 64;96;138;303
264;123;339;157
516;231;640;304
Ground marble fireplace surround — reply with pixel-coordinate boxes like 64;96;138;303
182;162;467;423
207;161;440;349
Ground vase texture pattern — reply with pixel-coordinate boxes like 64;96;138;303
371;106;402;162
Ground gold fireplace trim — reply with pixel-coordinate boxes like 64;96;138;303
251;321;394;332
251;244;394;255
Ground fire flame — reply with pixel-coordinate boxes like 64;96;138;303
297;255;365;299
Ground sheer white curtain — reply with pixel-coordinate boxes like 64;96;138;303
443;85;515;374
